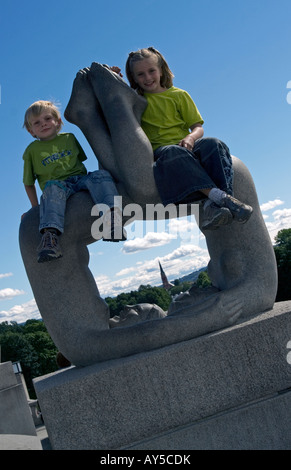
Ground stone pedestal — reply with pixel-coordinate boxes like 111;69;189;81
34;301;291;450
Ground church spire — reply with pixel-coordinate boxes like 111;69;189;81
159;261;174;290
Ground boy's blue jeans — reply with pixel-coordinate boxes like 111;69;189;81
39;170;120;234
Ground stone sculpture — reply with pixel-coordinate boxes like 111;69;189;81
19;63;278;367
109;303;167;328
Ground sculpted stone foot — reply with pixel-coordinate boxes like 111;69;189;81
88;63;159;204
64;68;118;180
65;68;99;125
89;62;147;118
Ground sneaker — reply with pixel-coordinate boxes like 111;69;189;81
103;209;127;242
220;194;253;224
201;202;233;230
37;231;62;263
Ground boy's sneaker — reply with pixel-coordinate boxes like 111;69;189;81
103;209;127;242
37;230;62;263
220;194;253;224
201;202;233;230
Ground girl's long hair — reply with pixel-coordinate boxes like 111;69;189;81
126;47;174;95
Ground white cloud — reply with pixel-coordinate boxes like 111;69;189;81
122;231;176;254
116;266;136;277
273;208;291;220
260;199;284;212
264;207;291;243
0;273;13;279
122;216;201;254
0;299;41;324
0;288;25;301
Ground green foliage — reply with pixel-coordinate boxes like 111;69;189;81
274;228;291;301
0;319;58;398
196;271;211;288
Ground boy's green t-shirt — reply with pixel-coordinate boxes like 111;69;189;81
23;133;87;191
142;86;204;151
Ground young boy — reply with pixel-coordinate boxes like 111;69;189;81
22;100;125;263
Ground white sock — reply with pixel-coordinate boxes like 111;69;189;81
208;188;227;206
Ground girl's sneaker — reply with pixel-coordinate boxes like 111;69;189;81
201;202;233;230
37;230;62;263
220;194;253;223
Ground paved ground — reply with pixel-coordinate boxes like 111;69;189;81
0;425;51;450
36;424;51;450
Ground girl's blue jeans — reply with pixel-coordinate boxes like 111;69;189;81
39;170;119;233
153;137;234;205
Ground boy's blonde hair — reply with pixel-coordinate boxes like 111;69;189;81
23;100;63;135
126;47;174;95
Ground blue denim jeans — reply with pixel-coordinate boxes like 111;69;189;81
39;170;120;233
153;137;233;205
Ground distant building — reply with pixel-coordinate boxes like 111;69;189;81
159;261;174;290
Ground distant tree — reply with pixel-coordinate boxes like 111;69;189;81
196;270;211;288
274;228;291;301
137;285;171;311
0;320;58;398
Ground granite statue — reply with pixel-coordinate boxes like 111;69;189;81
19;63;277;366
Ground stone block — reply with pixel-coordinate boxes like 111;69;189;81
0;361;17;390
0;434;43;451
126;391;291;450
0;362;37;436
34;302;291;450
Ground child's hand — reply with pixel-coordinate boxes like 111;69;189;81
179;135;195;151
109;66;123;77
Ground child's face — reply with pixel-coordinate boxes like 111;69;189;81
132;57;165;93
28;111;61;141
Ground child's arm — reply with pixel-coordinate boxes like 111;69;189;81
179;123;204;151
21;184;38;220
24;184;39;207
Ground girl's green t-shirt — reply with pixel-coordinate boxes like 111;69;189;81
23;133;87;191
142;86;204;151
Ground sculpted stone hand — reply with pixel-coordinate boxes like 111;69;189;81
19;63;277;367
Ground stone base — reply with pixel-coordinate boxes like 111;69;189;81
34;301;291;450
0;434;43;451
0;362;37;437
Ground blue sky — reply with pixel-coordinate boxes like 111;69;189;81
1;0;291;323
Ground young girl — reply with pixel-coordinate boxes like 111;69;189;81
125;47;253;230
